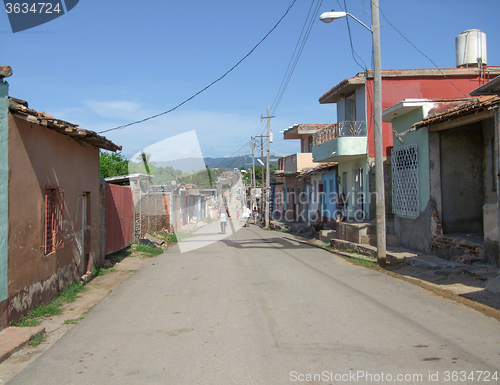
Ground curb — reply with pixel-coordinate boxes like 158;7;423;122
0;326;45;363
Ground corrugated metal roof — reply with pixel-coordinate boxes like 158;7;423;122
470;75;500;96
9;97;121;152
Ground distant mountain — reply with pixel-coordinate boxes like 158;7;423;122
154;156;278;173
204;155;278;170
154;158;207;173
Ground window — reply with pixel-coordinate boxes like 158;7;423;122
44;186;64;254
346;94;356;121
391;144;419;217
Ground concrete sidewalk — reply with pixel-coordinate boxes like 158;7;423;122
0;327;45;364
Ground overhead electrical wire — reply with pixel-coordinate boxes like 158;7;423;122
269;0;324;118
375;3;468;97
99;0;298;135
342;0;369;71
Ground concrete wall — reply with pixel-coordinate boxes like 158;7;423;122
0;81;9;327
440;123;484;234
283;153;317;173
7;115;101;324
395;200;434;254
312;136;368;163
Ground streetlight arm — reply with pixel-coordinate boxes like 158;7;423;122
319;10;372;32
345;12;372;32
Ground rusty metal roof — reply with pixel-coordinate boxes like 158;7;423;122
8;97;121;152
412;95;500;130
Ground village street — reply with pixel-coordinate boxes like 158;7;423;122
6;221;500;385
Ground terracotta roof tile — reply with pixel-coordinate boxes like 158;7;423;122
412;95;500;129
8;97;121;152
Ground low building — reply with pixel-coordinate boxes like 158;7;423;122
0;68;121;328
384;96;500;265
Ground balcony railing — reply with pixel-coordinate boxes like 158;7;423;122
313;121;367;146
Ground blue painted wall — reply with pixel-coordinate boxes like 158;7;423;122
0;81;8;302
321;170;338;223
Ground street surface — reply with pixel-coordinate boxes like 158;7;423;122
7;220;500;384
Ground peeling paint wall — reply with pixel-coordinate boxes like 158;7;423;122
0;81;9;327
8;263;78;322
6;114;101;325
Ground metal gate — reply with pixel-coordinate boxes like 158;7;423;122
105;184;134;255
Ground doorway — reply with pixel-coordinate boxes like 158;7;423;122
440;124;484;234
82;192;90;275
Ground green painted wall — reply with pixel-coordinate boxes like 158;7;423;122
392;108;429;217
337;156;370;218
0;81;8;301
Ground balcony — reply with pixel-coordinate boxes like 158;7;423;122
312;121;368;162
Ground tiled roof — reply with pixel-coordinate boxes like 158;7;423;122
9;97;121;152
412;95;500;129
299;162;337;177
293;124;332;131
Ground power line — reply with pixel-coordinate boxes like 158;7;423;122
270;0;323;117
99;0;298;135
337;0;368;71
376;3;468;97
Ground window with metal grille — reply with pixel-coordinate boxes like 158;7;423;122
44;186;64;254
391;144;419;217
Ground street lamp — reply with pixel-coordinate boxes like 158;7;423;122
319;11;372;32
320;0;386;266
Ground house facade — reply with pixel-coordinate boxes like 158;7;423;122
313;67;500;222
0;70;121;328
273;124;330;223
384;96;500;265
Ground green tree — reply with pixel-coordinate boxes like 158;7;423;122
100;151;129;179
244;165;277;186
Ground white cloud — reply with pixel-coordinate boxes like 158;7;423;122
84;100;144;120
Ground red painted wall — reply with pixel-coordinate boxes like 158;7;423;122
105;184;134;255
365;74;494;158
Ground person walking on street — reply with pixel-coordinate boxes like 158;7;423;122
241;206;251;227
219;205;230;234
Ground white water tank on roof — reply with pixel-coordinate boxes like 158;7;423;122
456;29;487;68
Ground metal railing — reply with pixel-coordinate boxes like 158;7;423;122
313;121;367;146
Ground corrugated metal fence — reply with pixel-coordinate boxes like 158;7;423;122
105;184;134;255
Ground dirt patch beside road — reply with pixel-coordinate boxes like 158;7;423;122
389;263;500;320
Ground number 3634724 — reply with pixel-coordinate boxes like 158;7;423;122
5;3;62;14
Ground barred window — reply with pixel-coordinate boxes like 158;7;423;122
391;144;419;217
44;186;64;254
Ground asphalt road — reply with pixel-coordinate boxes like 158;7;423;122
8;223;500;384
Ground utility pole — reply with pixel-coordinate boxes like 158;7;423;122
260;135;264;222
372;0;386;266
261;105;274;229
251;137;256;210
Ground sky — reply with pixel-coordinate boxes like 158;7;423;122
2;0;500;164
